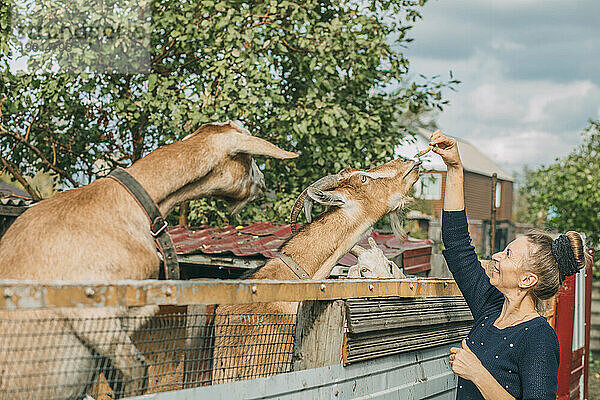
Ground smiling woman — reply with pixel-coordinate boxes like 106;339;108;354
429;129;587;400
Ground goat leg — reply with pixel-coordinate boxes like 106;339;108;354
65;309;149;398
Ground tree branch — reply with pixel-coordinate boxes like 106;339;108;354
0;125;79;187
0;156;41;201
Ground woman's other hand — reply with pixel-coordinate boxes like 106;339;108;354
430;130;462;169
449;339;484;382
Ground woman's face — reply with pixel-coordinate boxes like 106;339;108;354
490;236;531;292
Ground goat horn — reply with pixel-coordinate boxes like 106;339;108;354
289;174;341;234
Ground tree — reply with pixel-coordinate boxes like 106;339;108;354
521;120;600;247
1;0;456;224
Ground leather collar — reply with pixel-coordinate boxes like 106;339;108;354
107;167;180;280
279;253;311;280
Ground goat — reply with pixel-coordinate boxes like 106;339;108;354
212;157;421;383
346;237;405;279
0;121;297;399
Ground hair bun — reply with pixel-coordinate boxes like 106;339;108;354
551;233;583;280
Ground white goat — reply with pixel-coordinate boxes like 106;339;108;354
212;158;421;383
347;237;406;279
0;121;297;399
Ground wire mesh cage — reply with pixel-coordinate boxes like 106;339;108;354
0;306;297;399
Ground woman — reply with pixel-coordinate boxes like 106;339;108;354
429;130;587;400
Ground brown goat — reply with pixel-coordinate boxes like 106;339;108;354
0;121;297;399
212;158;421;383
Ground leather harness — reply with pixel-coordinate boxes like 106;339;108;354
107;167;180;280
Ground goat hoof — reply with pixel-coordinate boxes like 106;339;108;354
111;357;149;398
128;357;149;396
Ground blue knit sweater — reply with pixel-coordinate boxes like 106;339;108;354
442;210;559;400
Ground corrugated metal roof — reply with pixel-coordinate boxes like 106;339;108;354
170;223;432;267
0;182;34;207
456;139;514;182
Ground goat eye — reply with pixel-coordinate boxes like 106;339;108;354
361;175;368;183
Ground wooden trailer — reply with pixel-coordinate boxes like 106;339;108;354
0;250;593;400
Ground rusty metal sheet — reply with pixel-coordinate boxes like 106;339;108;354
0;278;462;310
0;182;34;207
168;223;432;268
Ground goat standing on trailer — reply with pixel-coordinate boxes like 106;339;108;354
212;157;421;383
0;121;297;399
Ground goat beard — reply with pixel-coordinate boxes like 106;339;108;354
389;211;408;242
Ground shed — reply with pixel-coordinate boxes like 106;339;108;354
169;223;433;279
0;182;33;238
397;128;515;256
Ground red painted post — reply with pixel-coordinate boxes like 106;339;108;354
583;248;594;400
555;274;576;400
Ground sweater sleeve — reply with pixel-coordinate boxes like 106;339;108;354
441;210;504;321
519;324;560;400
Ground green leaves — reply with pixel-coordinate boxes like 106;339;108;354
521;120;600;248
2;0;451;224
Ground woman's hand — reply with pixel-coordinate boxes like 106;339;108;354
450;339;516;400
449;339;485;383
430;130;462;169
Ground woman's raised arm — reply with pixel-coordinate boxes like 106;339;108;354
429;130;464;211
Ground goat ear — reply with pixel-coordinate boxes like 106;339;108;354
306;187;346;207
227;133;298;159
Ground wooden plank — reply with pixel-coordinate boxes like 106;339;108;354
177;254;265;269
346;297;473;333
0;278;463;310
344;297;474;365
345;323;472;364
293;300;345;371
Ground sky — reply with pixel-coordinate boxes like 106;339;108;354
402;0;600;177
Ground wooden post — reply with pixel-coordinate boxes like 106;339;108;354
183;304;216;388
292;300;345;371
490;173;497;255
583;248;594;400
556;275;577;399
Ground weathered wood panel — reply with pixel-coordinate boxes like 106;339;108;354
346;297;472;333
345;323;471;364
293;300;345;371
344;297;473;365
0;278;463;310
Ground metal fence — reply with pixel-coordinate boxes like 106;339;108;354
0;307;296;399
0;278;461;399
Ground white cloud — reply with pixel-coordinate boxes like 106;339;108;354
468;84;523;121
399;0;600;176
490;39;526;51
406;46;600;174
467;129;574;171
523;81;595;123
